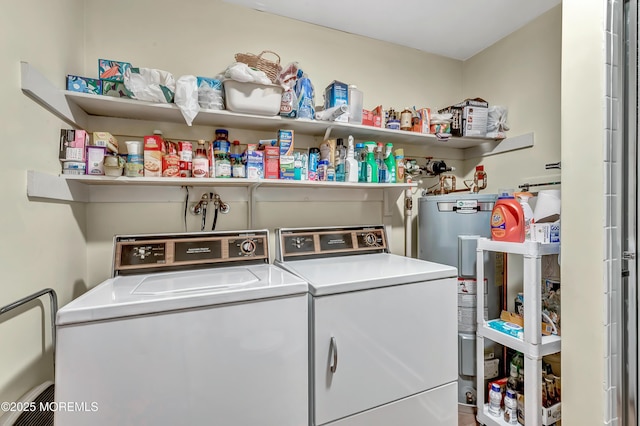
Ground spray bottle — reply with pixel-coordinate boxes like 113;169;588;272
514;192;535;240
376;142;388;183
345;135;359;183
384;143;396;183
364;142;379;183
395;148;405;183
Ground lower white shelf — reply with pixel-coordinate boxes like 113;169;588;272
479;324;561;359
27;170;415;203
478;403;562;426
477;404;512;426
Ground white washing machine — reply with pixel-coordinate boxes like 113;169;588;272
55;230;309;426
274;225;459;426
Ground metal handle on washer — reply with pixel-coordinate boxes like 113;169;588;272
329;336;338;373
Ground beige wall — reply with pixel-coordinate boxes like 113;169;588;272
561;0;606;423
461;6;562;193
0;0;87;411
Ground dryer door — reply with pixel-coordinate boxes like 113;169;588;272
312;278;457;425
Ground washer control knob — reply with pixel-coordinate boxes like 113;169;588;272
240;239;256;255
364;233;378;247
292;237;305;249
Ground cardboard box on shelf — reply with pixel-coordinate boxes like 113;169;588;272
99;59;132;82
264;146;280;179
143;134;164;177
59;129;89;161
101;81;131;98
324;80;349;110
412;108;431;133
86;146;106;175
439;98;489;137
499;310;555;336
67;75;101;95
246;146;263;179
92;132;119;153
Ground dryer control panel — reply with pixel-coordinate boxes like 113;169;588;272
112;230;268;276
276;225;388;261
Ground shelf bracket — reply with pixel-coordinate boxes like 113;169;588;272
323;126;334;141
248;183;261;229
27;170;89;202
20;62;89;130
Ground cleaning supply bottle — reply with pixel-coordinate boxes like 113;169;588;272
376;142;388;183
514;192;535;240
384;143;396;183
395;148;405;183
356;143;366;182
365;143;378;183
491;189;525;242
345;135;359;183
335;138;346;182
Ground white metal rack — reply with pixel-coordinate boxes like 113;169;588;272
475;239;561;426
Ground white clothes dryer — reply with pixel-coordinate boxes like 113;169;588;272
275;225;458;426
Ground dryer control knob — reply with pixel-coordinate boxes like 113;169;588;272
240;239;256;255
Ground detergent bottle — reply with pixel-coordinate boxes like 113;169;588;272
514;192;535;240
491;189;525;242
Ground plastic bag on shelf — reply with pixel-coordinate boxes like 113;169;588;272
124;67;176;103
278;62;300;118
174;75;200;126
197;76;224;110
295;72;315;120
224;62;272;85
486;106;509;139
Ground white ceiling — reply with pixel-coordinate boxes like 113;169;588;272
224;0;561;60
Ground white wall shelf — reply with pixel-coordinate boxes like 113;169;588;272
20;62;533;160
475;238;561;426
26;171;415;203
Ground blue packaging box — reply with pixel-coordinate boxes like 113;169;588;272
324;80;349;110
67;75;101;95
99;59;132;82
486;319;524;340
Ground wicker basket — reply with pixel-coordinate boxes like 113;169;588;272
234;50;282;84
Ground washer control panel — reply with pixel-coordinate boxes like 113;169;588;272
276;225;388;261
113;230;268;276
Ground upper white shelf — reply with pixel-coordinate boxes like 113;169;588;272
20;62;533;159
477;238;560;256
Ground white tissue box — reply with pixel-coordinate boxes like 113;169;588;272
531;222;560;243
223;80;283;116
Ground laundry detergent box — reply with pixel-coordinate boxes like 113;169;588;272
66;75;101;95
98;59;132;82
246;146;264;179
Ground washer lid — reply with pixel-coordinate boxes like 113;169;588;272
56;265;308;326
276;253;457;296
